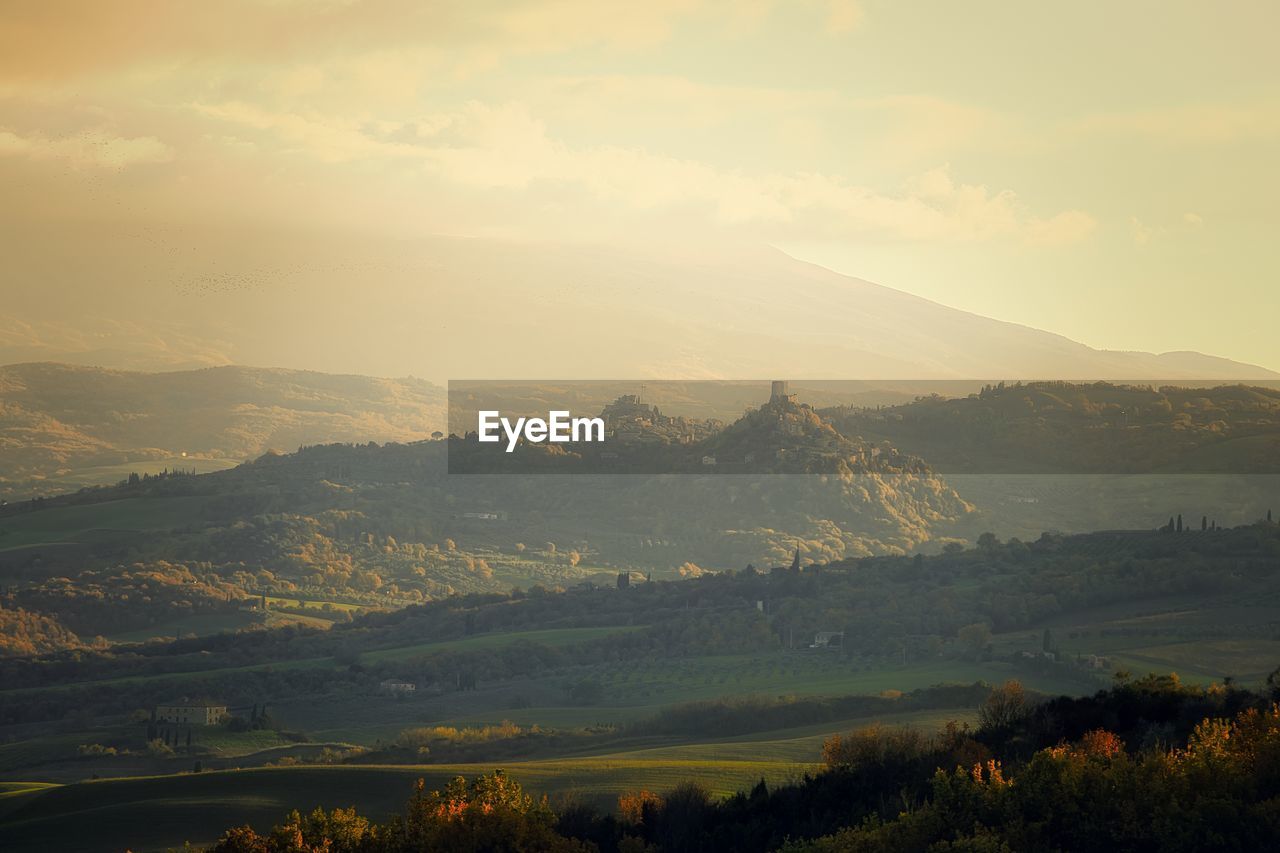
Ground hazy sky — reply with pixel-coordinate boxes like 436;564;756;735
2;1;1278;370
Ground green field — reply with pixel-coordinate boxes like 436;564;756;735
105;611;266;644
359;625;645;663
274;654;1084;747
0;758;810;853
0;702;986;852
262;595;366;613
593;707;980;765
15;458;242;498
0;496;212;551
987;590;1280;688
1112;639;1280;683
0;626;649;699
0;653;341;697
193;728;300;756
0;734;90;775
0;783;57;801
559;655;1096;709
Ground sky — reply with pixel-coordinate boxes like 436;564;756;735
1;0;1278;371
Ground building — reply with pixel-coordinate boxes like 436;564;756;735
811;631;844;649
155;702;228;726
379;679;417;694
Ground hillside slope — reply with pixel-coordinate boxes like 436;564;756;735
0;363;444;497
824;381;1280;473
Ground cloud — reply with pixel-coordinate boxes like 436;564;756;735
0;127;172;169
1128;212;1207;247
1024;210;1098;247
521;78;1005;161
1;2;1092;252
191;99;1092;245
0;0;755;84
1129;216;1155;246
191;101;419;164
1;0;872;88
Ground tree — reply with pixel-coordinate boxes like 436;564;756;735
567;679;604;706
958;623;991;659
1266;665;1280;701
618;789;663;825
146;737;174;757
979;680;1029;734
652;781;711;853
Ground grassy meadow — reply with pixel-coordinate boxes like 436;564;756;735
0;496;213;553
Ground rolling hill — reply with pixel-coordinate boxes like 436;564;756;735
0;363;445;498
823;381;1280;474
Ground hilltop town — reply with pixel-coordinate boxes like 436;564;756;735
453;381;932;476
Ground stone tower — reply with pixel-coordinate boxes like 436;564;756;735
769;380;795;405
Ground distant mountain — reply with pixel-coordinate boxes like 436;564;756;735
0;362;444;497
2;232;1274;380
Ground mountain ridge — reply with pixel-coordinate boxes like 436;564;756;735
2;234;1274;379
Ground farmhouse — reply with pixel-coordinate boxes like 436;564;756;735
379;679;417;694
811;631;844;649
154;702;228;726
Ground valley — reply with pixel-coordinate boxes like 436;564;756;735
3;378;1280;851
